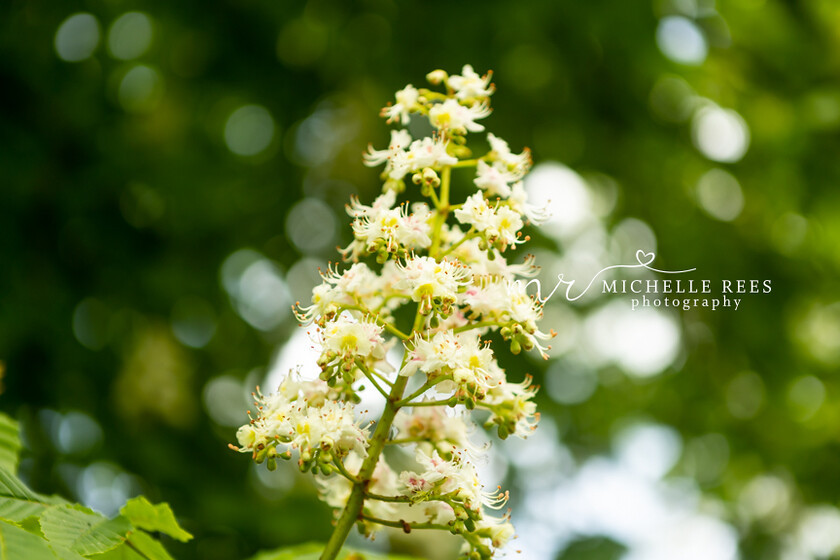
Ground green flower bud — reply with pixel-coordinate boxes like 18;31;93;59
498;424;510;439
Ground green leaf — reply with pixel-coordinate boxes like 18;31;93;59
88;531;175;560
47;544;88;560
0;466;66;523
0;518;58;560
248;543;422;560
0;495;51;523
0;466;45;503
123;531;175;560
120;496;192;542
86;543;142;560
0;415;21;475
39;505;131;556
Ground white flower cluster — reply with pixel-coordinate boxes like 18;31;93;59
234;376;369;472
235;66;555;560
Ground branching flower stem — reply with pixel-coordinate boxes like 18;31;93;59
355;361;390;400
396;376;449;407
360;515;452;532
320;170;452;559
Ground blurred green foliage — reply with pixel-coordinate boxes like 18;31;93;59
2;0;840;559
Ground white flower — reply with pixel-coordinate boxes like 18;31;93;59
399;448;507;514
475;516;516;548
233;375;369;459
294;399;370;457
454;192;497;232
455;193;525;251
493;206;525;249
364;130;412;167
395;256;471;313
295;262;386;323
429;98;492;134
460;277;554;359
487;133;531;174
394;405;474;454
364;130;414;182
426;69;447;85
508;181;549;224
381;85;419;125
317;314;386;365
462;278;511;319
484;376;540;439
474;159;519;198
341;192;432;259
448;65;494;101
400;330;459;378
390;136;458;180
451;332;503;395
401;331;503;398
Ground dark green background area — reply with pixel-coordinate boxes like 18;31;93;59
2;0;840;559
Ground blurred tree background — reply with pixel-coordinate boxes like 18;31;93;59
2;0;840;558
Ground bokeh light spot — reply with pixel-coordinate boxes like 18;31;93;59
771;212;808;255
786;375;825;422
220;251;291;332
55;13;101;62
546;361;598;405
77;462;138;517
584;302;682;378
224;105;276;157
695;168;744;221
738;475;790;522
118;64;163;112
171;296;217;348
107;12;153;60
72;298;110;350
793;302;840;365
656;16;708;65
692;105;750;162
285;198;337;254
649;75;698;123
525;162;595;241
615;423;682;480
725;371;765;419
203;375;251;427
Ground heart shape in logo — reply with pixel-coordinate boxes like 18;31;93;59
636;250;655;266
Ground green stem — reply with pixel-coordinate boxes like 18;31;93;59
438;230;477;259
319;375;409;560
320;319;422;560
453;320;500;334
451;158;480;168
427;185;441;208
430;166;451;259
385;436;428;445
395;376;448;407
321;173;450;558
332;457;361;484
359;515;452;532
405;398;457;407
356;361;390;400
